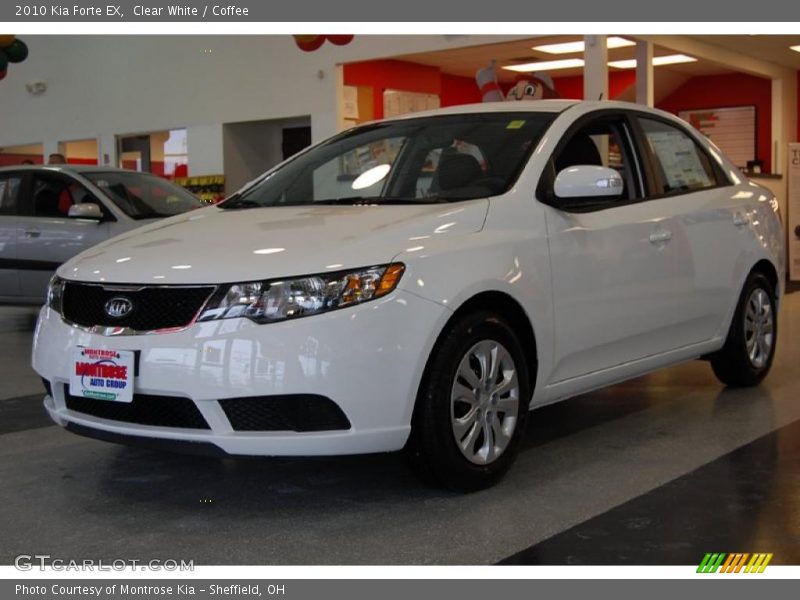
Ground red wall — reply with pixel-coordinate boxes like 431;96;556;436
656;73;773;172
551;71;636;100
344;60;441;120
440;72;482;107
0;154;43;166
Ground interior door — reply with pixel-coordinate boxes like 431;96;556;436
16;171;110;300
0;172;23;299
542;112;696;383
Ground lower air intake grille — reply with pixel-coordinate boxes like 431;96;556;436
65;385;210;429
219;395;351;432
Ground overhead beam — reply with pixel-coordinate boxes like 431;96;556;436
636;35;795;80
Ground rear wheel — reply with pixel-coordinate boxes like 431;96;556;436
405;311;532;491
711;272;777;387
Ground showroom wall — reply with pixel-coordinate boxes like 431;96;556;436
657;73;773;172
0;34;531;164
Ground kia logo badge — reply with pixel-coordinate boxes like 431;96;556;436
104;296;133;319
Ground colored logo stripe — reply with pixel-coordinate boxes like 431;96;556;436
697;553;772;573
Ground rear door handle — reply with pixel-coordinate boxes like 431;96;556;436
733;212;749;228
23;228;41;238
649;229;673;244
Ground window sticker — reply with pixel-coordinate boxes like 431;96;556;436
506;120;526;130
647;130;713;190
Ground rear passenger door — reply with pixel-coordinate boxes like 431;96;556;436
0;172;23;299
633;115;738;342
16;171;111;301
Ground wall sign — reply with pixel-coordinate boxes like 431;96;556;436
679;106;756;170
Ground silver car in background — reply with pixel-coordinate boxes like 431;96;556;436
0;165;204;303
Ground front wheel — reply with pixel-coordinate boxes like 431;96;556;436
711;272;777;387
405;311;532;491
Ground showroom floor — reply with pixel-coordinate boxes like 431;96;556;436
1;291;799;566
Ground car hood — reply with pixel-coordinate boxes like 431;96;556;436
59;201;489;284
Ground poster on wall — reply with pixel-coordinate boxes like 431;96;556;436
383;90;440;118
789;143;800;282
678;106;756;170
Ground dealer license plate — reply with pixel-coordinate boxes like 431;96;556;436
70;348;135;403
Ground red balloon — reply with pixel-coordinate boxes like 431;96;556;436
327;35;354;46
293;35;325;52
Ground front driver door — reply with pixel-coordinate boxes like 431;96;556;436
16;171;110;301
542;111;695;384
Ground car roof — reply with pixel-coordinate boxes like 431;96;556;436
0;164;154;175
381;99;684;121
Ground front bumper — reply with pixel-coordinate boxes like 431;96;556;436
33;289;448;456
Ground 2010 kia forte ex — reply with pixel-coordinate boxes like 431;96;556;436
33;100;785;490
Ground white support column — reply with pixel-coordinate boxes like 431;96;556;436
635;40;654;107
187;124;224;176
771;76;799;176
97;134;118;167
42;141;63;163
772;79;785;176
583;35;608;102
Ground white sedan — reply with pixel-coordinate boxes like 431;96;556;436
32;100;785;490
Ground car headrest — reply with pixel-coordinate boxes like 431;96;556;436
437;153;483;191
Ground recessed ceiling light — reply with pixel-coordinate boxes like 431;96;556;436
502;58;585;73
532;36;635;55
791;45;800;53
609;54;697;69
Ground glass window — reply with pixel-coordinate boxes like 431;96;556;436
553;118;639;201
0;175;22;215
30;174;91;218
638;117;718;194
83;171;203;220
222;112;555;208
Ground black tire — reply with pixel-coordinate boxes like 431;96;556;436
711;272;777;387
405;311;532;492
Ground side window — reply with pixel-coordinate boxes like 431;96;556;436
638;117;719;195
0;174;23;216
551;117;640;202
28;174;93;218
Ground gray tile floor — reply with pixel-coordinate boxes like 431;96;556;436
1;293;798;565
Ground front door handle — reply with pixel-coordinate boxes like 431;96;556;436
733;212;749;228
23;228;41;238
649;229;673;244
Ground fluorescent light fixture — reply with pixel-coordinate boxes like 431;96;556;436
791;45;800;53
532;36;634;55
502;58;584;73
609;54;697;69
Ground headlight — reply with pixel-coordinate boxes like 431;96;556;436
47;275;64;312
198;263;405;324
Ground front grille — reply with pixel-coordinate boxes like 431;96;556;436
65;385;210;429
219;395;351;432
61;282;215;331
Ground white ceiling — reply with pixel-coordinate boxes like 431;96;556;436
398;36;740;82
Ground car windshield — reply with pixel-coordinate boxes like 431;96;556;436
220;112;555;208
83;171;204;220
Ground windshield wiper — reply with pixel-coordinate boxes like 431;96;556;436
313;196;446;205
220;198;263;210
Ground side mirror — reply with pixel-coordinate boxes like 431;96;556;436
554;165;624;200
68;202;103;220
